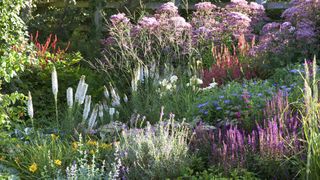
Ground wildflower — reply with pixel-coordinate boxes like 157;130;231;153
100;143;113;150
170;75;178;83
110;13;130;25
88;104;98;130
90;150;95;155
51;134;59;141
29;162;38;173
72;142;78;150
216;106;222;110
0;156;4;161
224;100;231;104
109;108;116;119
83;95;92;120
104;86;110;100
87;140;98;146
123;94;128;103
75;76;88;104
27;91;34;119
54;159;62;166
98;104;104;118
195;2;216;11
197;102;209;108
52;66;58;98
110;86;121;107
66;87;73;108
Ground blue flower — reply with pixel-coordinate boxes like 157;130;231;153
197;102;209;108
257;93;263;97
285;88;291;92
212;101;219;107
290;69;299;74
216;107;222;110
224;100;231;104
280;85;286;89
219;95;224;99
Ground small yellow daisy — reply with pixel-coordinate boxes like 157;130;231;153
54;159;62;166
51;134;59;141
29;162;38;173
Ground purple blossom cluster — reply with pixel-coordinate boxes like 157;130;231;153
251;0;319;56
225;0;268;27
103;0;267;62
249;21;296;56
190;91;301;169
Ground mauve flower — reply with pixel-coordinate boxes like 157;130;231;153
156;2;178;16
110;13;130;25
138;17;159;31
295;19;316;41
195;2;216;11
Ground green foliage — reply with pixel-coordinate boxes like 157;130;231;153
0;0;31;129
301;59;320;179
195;80;276;131
28;0;102;59
117;117;192;179
180;167;259;180
4;63;106;128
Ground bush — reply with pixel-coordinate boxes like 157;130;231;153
115;114;192;179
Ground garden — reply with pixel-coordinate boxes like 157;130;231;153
0;0;320;179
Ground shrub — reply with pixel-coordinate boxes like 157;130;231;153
115;111;192;179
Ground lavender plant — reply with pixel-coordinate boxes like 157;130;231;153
115;108;191;179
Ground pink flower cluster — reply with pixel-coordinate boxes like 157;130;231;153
251;0;320;56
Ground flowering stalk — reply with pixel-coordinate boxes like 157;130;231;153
66;87;73;108
52;66;59;127
27;91;34;127
83;95;92;121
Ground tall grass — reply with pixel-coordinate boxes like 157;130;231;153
301;57;320;179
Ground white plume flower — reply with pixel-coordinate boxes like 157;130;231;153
75;75;86;103
66;87;73;108
78;83;88;105
104;86;110;100
88;104;98;130
83;95;91;120
123;94;128;103
52;66;58;98
98;104;104;118
27;91;34;118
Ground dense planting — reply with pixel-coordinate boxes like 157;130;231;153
1;0;320;179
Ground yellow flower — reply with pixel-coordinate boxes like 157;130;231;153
100;143;112;150
0;156;5;161
16;144;21;148
72;142;78;150
29;162;38;173
54;159;62;166
90;150;95;155
51;134;59;141
87;140;98;146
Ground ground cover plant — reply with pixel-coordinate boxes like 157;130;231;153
1;0;320;179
